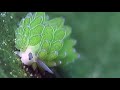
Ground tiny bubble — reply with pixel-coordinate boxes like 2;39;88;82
10;72;12;75
24;73;27;76
26;68;28;71
23;66;25;69
6;29;8;31
9;56;11;59
10;16;13;19
58;61;62;65
30;74;33;77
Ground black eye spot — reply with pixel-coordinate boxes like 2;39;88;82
28;52;33;60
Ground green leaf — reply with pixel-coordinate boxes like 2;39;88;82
48;17;64;29
24;26;30;37
41;40;50;52
54;29;66;41
15;27;24;36
64;26;72;38
50;41;63;52
57;51;67;59
15;39;22;50
29;36;41;46
30;25;44;36
39;49;47;60
22;37;28;45
24;17;30;26
42;26;53;41
30;12;45;27
57;39;77;63
47;51;58;61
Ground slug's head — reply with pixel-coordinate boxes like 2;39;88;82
15;47;36;66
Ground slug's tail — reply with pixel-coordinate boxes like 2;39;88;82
36;59;54;74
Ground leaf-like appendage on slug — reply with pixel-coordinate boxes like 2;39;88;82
15;12;79;68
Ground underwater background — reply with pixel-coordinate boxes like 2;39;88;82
0;12;120;78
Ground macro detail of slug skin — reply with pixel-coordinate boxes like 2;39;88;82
15;12;79;75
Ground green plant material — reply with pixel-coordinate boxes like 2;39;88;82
0;12;27;78
15;12;79;67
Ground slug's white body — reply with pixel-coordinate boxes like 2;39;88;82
15;46;54;74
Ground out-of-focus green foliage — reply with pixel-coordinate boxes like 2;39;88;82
1;12;120;78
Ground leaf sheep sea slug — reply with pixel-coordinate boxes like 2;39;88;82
15;12;79;74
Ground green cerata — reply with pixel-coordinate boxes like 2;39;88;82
15;12;80;74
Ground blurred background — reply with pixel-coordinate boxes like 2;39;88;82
0;12;120;78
